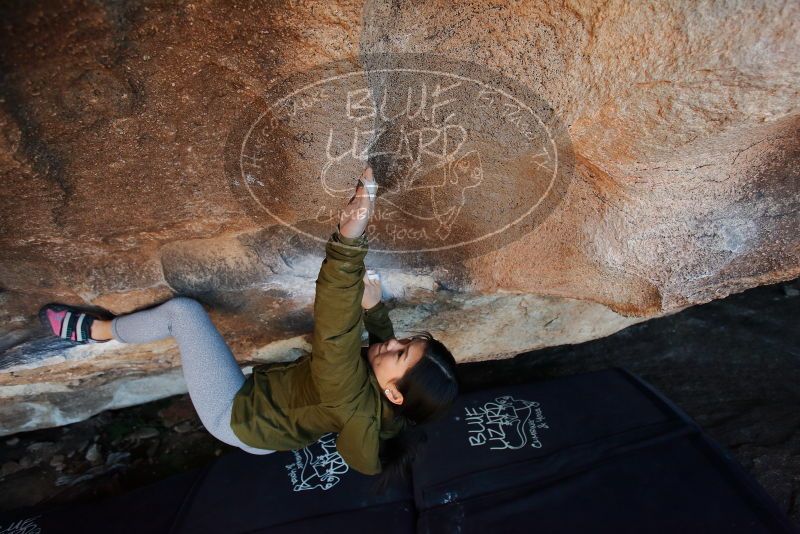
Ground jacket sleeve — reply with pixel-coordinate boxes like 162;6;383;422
363;301;395;345
311;228;370;404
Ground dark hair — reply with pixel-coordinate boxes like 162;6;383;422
372;331;458;493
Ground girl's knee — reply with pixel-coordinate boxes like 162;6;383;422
167;296;206;317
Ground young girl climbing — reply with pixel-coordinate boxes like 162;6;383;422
39;165;459;483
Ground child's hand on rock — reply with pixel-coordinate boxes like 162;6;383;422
362;269;382;310
338;165;376;239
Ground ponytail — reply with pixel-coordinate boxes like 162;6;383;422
372;422;428;494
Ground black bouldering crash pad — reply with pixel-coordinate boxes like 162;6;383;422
413;368;797;533
169;431;415;533
0;368;795;533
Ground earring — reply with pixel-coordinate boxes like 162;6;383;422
384;389;391;397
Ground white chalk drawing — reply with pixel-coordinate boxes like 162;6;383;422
319;82;485;242
284;432;349;492
226;53;574;262
0;517;42;534
464;395;549;450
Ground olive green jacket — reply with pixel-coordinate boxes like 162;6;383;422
229;229;407;475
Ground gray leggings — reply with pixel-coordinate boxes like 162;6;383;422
110;296;274;455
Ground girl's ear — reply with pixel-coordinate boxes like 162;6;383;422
385;384;404;406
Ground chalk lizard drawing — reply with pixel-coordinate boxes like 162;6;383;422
319;122;484;241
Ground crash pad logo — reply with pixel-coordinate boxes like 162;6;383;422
225;52;573;266
464;395;549;450
285;432;349;492
0;516;41;534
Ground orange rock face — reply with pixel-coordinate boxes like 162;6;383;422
0;1;797;434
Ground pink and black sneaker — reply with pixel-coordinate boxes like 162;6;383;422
38;303;111;344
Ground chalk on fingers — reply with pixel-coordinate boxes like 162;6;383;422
358;176;377;202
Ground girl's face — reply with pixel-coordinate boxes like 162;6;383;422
367;337;426;404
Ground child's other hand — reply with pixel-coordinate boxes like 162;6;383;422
362;269;382;310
